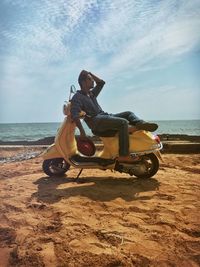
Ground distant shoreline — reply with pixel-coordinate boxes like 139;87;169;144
0;134;200;154
0;134;200;146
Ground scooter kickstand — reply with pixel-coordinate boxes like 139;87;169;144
75;168;83;182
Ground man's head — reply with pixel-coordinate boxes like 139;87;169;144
78;70;94;91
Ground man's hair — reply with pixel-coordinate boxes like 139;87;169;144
78;70;89;87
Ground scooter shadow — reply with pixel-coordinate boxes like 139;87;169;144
32;175;160;204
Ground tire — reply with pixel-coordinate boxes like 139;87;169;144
134;153;159;179
42;158;70;177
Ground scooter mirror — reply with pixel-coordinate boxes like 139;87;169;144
69;85;77;101
70;85;76;94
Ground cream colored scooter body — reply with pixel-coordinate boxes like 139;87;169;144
42;113;162;169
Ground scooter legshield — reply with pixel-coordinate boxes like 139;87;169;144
42;116;79;161
42;144;61;160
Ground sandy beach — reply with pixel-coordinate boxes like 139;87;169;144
0;146;200;267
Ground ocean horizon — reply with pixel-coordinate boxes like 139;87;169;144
0;119;200;142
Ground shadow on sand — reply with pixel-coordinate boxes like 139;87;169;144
32;175;160;204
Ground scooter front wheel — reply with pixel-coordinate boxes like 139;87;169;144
42;158;70;177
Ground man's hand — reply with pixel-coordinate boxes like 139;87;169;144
87;71;105;85
80;129;87;139
73;118;87;139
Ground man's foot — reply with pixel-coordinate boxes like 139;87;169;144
135;121;158;132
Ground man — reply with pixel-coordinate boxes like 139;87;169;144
70;70;158;161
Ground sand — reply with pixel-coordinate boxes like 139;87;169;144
0;147;200;267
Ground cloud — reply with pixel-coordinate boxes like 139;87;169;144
99;1;200;77
1;0;200;67
0;0;200;122
1;0;97;62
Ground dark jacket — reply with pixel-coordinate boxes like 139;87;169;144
70;80;105;126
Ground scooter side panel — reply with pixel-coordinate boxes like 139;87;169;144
99;130;160;158
129;131;158;152
98;136;118;158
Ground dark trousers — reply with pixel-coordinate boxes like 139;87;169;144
91;111;142;156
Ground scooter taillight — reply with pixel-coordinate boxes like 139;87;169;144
154;135;161;144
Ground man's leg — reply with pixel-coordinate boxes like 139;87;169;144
93;115;129;156
112;111;141;125
112;111;158;132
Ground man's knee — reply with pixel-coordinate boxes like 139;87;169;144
126;111;135;116
118;118;128;127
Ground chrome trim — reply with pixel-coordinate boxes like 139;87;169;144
130;143;163;156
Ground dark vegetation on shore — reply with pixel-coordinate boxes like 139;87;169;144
0;134;200;154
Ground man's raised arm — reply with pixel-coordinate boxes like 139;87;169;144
89;72;105;97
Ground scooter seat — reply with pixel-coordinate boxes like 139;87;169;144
92;129;117;137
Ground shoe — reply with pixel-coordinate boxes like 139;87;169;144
135;121;158;132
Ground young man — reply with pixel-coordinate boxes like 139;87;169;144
70;70;158;161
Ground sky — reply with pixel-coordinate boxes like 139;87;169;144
0;0;200;123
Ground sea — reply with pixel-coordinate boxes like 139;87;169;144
0;120;200;142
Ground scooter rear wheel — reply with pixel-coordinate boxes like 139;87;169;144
134;153;159;179
43;158;70;177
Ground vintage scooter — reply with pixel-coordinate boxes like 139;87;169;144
42;86;163;179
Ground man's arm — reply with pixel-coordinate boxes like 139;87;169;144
70;95;87;138
89;72;105;97
89;72;104;84
73;118;86;138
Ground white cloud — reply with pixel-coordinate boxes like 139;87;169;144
1;0;97;62
100;2;200;76
1;0;200;122
2;0;200;67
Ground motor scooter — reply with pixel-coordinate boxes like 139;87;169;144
42;86;163;179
